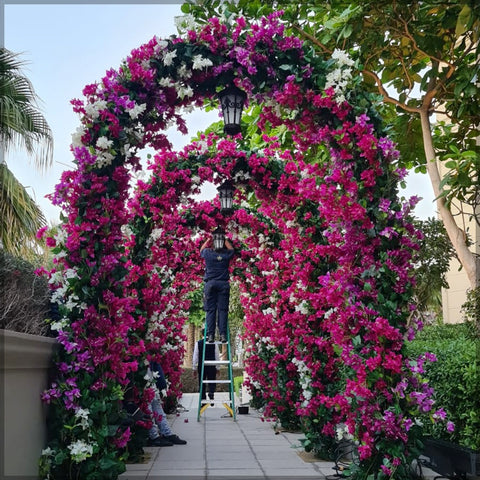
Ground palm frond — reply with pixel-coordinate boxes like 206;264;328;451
0;163;46;258
0;47;53;170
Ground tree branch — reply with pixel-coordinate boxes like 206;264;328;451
292;24;332;55
361;69;420;113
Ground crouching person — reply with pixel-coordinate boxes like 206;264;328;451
147;362;187;447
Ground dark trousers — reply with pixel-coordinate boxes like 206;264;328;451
198;365;216;400
204;280;230;337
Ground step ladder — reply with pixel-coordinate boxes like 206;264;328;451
197;325;236;421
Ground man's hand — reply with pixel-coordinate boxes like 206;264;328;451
200;236;211;252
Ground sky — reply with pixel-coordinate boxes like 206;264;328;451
2;1;437;224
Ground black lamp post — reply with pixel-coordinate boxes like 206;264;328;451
218;180;234;214
218;85;246;135
212;227;225;251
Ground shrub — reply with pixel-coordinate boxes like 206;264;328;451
406;324;480;450
0;249;51;335
233;376;243;397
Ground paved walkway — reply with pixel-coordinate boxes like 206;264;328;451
119;393;441;480
119;393;337;480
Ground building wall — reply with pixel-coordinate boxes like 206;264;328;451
442;257;471;323
439;158;479;324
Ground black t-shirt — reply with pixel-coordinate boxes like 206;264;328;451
201;248;234;281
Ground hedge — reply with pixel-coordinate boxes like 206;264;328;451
405;323;480;450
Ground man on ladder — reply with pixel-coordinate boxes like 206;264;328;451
200;231;234;344
198;230;236;420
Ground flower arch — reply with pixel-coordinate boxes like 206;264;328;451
39;12;443;480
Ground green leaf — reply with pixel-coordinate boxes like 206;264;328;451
444;160;457;169
99;456;121;471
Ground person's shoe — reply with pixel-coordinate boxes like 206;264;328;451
220;334;227;343
165;434;187;445
148;436;173;447
207;334;215;343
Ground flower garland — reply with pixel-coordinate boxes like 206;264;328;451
38;11;448;480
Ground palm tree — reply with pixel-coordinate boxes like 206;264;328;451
0;47;53;257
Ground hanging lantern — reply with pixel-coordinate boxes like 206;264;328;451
218;85;246;135
218;180;234;214
212;227;225;251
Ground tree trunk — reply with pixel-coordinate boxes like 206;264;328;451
184;323;195;368
419;108;479;289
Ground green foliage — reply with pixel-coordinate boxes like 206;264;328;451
0;47;53;168
406;324;480;450
0;163;47;259
0;48;53;259
461;287;480;332
228;282;245;346
187;287;205;327
233;375;243;396
412;217;456;320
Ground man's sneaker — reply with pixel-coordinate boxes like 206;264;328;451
148;436;173;447
207;334;215;343
220;334;227;343
165;434;187;445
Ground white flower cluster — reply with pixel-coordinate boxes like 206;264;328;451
161;49;212;100
233;170;251;183
294;300;309;315
159;76;175;88
74;407;91;430
124;125;145;144
49;267;81;311
54;227;68;246
160;340;181;354
325;49;356;104
192;54;213;70
50;317;69;332
259;336;276;351
292;357;312;402
95;136;115;168
85;99;108;120
176;83;194;100
51;229;68;261
126;102;146;120
195;139;209;154
148;228;164;246
174;14;197;33
156;37;170;55
144;366;159;390
48;264;87;314
261;307;277;319
121;224;133;238
335;423;354;442
67;439;95;463
71;125;86;148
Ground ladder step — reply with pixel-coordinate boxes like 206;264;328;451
200;400;232;405
204;360;230;365
203;379;231;384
